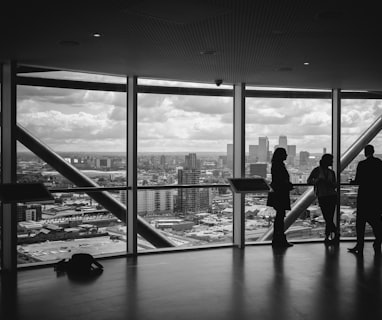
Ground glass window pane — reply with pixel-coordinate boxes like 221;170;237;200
137;187;233;251
137;89;233;250
16;81;127;265
17;85;126;186
340;98;382;241
17;193;126;265
245;96;332;243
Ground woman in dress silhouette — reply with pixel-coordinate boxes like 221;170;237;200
267;147;294;247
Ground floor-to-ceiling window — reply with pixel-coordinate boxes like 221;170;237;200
137;78;234;250
16;70;128;265
340;93;382;239
245;88;332;243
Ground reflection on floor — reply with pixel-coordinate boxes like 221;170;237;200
1;242;381;320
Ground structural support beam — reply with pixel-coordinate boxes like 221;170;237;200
15;125;174;248
127;76;138;254
1;61;17;271
233;83;245;248
259;114;382;241
332;89;341;232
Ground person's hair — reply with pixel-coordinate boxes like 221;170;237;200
272;147;286;163
319;153;333;167
364;144;374;157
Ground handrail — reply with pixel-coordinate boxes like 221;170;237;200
47;182;358;194
48;184;231;193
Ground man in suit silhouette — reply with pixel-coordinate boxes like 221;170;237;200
348;145;382;255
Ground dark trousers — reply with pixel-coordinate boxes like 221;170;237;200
355;212;382;249
273;209;286;243
318;195;337;237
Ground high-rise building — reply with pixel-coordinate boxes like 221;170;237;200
279;135;288;150
249;163;267;178
300;151;310;166
227;144;233;169
185;153;199;169
120;189;174;216
138;189;174;216
287;145;296;157
160;155;166;169
178;153;201;215
287;145;296;165
249;145;259;163
258;137;269;162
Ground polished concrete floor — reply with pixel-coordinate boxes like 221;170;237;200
1;242;381;320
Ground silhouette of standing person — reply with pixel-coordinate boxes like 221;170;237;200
267;148;294;247
307;154;338;245
348;145;382;255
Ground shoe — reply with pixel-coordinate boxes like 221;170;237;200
348;246;363;254
272;241;294;248
283;241;294;247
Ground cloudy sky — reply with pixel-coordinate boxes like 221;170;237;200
15;73;382;155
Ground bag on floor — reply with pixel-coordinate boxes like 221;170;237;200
54;253;103;275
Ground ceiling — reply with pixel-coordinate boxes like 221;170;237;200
2;0;382;90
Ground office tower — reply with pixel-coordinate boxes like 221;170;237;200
227;144;233;169
137;189;174;216
249;163;267;178
185;153;199;169
323;147;327;154
258;137;269;162
300;151;310;166
287;145;296;165
279;135;288;150
178;153;201;215
160;155;166;168
249;145;259;163
199;188;212;212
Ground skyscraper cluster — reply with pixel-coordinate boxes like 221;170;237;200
230;135;315;167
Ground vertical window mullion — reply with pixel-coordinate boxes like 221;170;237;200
1;61;17;271
332;89;341;235
127;76;138;255
233;83;245;248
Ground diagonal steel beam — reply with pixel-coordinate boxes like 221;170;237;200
16;124;174;248
258;115;382;241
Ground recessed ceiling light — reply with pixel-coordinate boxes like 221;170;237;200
304;62;310;66
93;33;102;38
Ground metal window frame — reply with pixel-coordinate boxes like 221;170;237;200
1;61;18;271
3;64;382;268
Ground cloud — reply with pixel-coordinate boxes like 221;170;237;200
18;110;126;143
15;83;382;153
